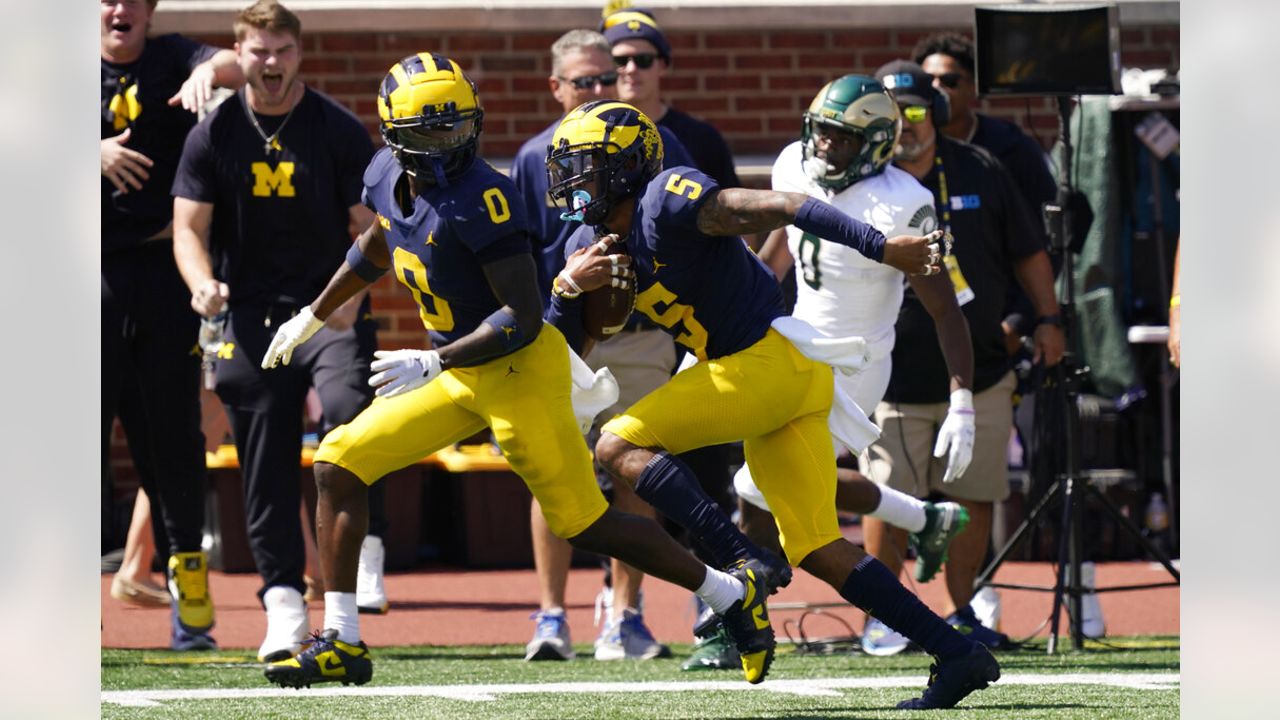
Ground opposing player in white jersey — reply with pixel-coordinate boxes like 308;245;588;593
733;75;977;656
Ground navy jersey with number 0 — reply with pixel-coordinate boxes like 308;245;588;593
362;147;534;352
567;167;783;360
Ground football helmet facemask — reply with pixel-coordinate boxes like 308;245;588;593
801;75;901;192
546;100;663;226
377;53;483;185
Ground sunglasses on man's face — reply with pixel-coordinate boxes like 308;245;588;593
932;72;964;89
612;53;658;70
901;105;929;124
560;71;618;90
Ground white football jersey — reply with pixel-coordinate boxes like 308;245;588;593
772;141;937;361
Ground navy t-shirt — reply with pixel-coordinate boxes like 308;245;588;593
102;34;218;254
658;107;741;189
884;137;1044;404
362;148;534;353
564;167;783;361
171;87;374;306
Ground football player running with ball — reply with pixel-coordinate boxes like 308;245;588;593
257;54;775;689
546;99;999;710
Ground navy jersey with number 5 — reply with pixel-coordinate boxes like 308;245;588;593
567;167;783;360
362;147;533;353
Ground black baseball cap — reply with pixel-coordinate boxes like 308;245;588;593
874;60;939;106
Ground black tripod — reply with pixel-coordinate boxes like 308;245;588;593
974;97;1180;653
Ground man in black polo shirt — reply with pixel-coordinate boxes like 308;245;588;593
912;32;1059;349
864;60;1064;651
102;0;243;651
171;0;383;663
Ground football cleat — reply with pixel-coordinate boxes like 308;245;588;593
756;548;793;594
896;644;1000;710
909;502;970;583
525;609;575;661
681;625;739;671
167;551;214;641
708;559;776;684
264;629;373;689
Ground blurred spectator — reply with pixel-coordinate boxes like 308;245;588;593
101;0;243;650
1168;237;1180;367
171;0;381;663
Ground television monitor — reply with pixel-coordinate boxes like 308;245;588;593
974;3;1122;96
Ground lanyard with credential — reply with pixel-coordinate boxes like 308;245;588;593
934;154;951;234
932;152;974;305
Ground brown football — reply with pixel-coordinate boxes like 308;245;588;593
581;245;636;342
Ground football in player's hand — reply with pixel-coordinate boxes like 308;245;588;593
582;244;636;342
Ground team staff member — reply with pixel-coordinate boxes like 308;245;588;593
102;0;243;651
550;100;999;709
867;60;1064;648
510;28;694;662
171;0;382;663
911;32;1058;350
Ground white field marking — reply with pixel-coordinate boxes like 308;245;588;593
103;672;1179;708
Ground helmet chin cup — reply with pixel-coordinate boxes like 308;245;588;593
802;151;835;184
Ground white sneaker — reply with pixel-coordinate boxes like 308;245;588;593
970;586;1002;632
525;608;575;661
258;585;308;662
861;617;910;656
594;608;670;660
356;535;389;614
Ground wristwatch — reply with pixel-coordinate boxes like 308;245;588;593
1035;314;1063;328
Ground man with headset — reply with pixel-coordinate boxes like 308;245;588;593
860;60;1064;653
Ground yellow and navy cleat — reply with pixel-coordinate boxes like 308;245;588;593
167;551;215;649
264;629;373;688
715;559;776;684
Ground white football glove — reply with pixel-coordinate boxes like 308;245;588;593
369;349;441;398
261;307;324;369
933;388;976;484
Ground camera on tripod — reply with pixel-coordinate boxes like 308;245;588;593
970;3;1179;654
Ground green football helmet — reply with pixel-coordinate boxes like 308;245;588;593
800;75;901;192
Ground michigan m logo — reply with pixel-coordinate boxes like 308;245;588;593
251;162;296;197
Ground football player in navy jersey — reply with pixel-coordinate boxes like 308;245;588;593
547;100;1001;710
259;53;778;689
101;0;243;651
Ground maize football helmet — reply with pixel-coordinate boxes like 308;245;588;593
800;75;901;192
546;100;663;226
377;53;483;184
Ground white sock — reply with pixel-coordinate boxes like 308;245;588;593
694;567;745;614
870;485;928;532
324;592;361;644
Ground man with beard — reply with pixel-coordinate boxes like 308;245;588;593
864;60;1063;651
172;0;386;663
101;0;243;651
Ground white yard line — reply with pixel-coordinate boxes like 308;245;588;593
103;672;1180;707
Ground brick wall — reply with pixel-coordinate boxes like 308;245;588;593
107;21;1179;505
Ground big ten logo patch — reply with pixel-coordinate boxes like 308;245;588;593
949;194;981;211
251;162;296;197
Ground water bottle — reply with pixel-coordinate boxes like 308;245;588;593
1144;492;1170;555
199;312;228;390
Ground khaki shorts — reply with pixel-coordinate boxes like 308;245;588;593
861;370;1015;503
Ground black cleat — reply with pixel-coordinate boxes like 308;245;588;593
713;559;776;684
756;548;792;594
896;643;1001;710
264;629;373;689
